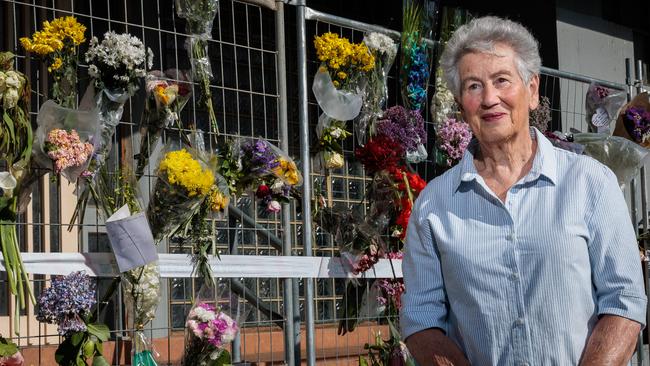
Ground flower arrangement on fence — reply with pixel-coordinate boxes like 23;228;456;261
374;105;427;163
613;92;650;148
0;335;24;366
359;325;415;366
225;138;301;214
430;67;457;130
36;271;110;366
585;83;626;133
20;16;86;108
44;129;94;175
356;32;399;144
435;117;472;167
147;148;217;243
317;119;351;170
70;31;152;228
182;302;238;366
136;70;193;177
176;0;220;135
313;32;375;90
529;96;551;133
0;52;35;322
400;0;431;112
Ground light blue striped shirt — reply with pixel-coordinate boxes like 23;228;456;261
401;128;647;365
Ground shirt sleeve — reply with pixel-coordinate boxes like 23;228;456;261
400;192;450;340
587;166;647;327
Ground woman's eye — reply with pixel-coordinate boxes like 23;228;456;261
495;78;510;86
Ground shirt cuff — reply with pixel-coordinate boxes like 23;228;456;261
598;290;648;328
400;308;448;340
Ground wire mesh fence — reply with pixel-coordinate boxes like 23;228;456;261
1;0;649;365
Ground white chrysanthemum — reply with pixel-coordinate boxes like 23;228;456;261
123;262;161;327
363;32;398;60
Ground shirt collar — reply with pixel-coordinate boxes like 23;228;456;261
454;127;557;191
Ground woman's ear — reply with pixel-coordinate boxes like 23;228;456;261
528;74;540;110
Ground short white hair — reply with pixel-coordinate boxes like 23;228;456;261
440;16;541;98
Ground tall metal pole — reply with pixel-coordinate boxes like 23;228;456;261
275;1;296;365
296;0;317;365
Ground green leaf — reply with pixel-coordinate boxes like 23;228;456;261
92;355;110;366
71;331;86;346
213;349;231;366
3;112;15;146
0;342;18;357
359;356;369;366
87;323;110;342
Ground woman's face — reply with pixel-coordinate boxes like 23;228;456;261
457;43;539;146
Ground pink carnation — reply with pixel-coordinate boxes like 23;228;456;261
45;129;94;174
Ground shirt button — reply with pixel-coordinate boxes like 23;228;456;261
510;272;520;281
506;233;515;241
520;363;530;366
514;318;525;326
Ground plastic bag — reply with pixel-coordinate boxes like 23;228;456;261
34;100;100;181
312;66;363;122
573;133;649;188
136;69;193;178
585;83;627;133
182;281;243;366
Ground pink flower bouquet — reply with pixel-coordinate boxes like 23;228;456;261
182;302;238;365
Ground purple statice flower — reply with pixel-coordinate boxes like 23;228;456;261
240;139;279;176
375;106;426;154
437;118;472;167
623;106;650;143
36;271;96;336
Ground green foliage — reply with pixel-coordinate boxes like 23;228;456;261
0;335;19;357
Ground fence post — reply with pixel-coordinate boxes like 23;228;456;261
275;1;297;365
295;0;317;365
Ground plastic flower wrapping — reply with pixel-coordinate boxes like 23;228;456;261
136;69;193;178
613;92;650;148
20;16;86;108
315;116;352;171
176;0;220;134
374;105;427;163
355;32;398;145
585;83;626;133
0;336;24;366
146;147;219;243
435;117;472;167
312;32;375;122
0;52;36;320
70;31;152;227
430;66;458;131
36;271;110;365
225;138;302;214
400;0;433;112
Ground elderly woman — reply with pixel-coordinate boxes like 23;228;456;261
401;16;647;365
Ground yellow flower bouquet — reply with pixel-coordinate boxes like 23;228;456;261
20;16;86;108
146;148;225;243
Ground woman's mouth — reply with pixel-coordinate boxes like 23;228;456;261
481;113;506;122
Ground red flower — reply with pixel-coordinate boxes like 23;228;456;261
355;135;404;174
256;184;271;198
395;197;412;239
407;172;426;194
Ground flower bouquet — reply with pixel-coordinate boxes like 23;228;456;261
136;70;193;178
20;16;86;108
69;31;152;228
375;105;427;163
529;96;551;133
0;335;24;366
36;271;110;366
312;32;375;122
359;323;415;366
0;52;36;322
356;32;398;144
176;0;220;135
430;66;458;131
226;138;301;214
182;301;238;366
585;83;626;133
400;0;433;112
146;148;217;243
435;117;472;168
316;116;351;171
613;92;650;147
33;100;98;182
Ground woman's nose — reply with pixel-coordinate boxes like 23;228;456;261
481;84;500;109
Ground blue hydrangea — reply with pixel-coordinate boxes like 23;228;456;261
36;271;96;336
